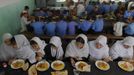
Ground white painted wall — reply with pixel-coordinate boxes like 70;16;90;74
0;0;19;7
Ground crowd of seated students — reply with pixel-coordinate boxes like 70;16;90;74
20;1;134;38
0;33;134;67
0;1;134;69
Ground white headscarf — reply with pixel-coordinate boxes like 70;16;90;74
88;35;109;60
14;35;29;48
128;1;134;10
31;37;47;55
2;33;12;42
123;36;134;47
14;35;36;63
0;33;16;61
49;36;64;59
65;34;89;58
110;36;134;60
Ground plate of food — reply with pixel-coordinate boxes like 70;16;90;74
75;61;90;72
118;61;134;72
51;60;65;71
11;59;25;69
36;60;50;71
95;60;110;71
28;65;37;75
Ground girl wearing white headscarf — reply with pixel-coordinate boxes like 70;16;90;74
65;34;89;62
44;36;64;61
30;37;47;61
11;34;36;64
110;36;134;61
88;35;111;61
0;33;16;61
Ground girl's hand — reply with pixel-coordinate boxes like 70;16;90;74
8;59;15;65
122;58;131;61
74;56;82;61
71;58;75;67
2;63;7;68
103;57;112;62
36;52;44;57
36;56;42;61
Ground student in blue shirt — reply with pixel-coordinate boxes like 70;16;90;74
56;15;67;37
124;10;133;19
92;15;104;33
90;5;101;19
98;2;105;14
124;17;134;36
124;7;134;19
34;8;46;17
67;16;78;35
110;1;118;13
78;16;92;34
63;10;69;17
45;17;56;36
31;17;45;36
103;2;111;14
86;2;93;15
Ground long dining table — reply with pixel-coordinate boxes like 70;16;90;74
3;60;134;75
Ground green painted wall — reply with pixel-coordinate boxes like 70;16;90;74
0;0;35;44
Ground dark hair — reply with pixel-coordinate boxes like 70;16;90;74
20;12;28;17
61;4;64;7
76;37;85;44
86;16;91;20
30;40;38;45
51;43;56;48
47;16;52;22
67;16;72;22
24;6;29;10
10;37;16;45
35;17;39;21
130;7;134;10
59;15;64;20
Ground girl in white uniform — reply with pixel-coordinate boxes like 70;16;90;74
65;34;89;66
88;35;111;62
110;36;134;61
30;37;47;61
44;36;64;61
10;34;36;64
0;33;16;62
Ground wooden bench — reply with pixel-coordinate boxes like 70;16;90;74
21;31;125;40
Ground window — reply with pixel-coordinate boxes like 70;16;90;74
111;0;125;2
0;0;19;7
56;0;66;2
73;0;78;2
56;0;78;2
100;0;110;3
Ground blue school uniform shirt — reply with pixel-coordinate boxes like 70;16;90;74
68;21;78;35
124;10;133;19
132;11;134;17
99;4;105;14
34;11;46;17
78;20;92;32
86;4;93;14
45;22;56;36
110;4;118;12
92;18;104;32
32;21;45;36
125;22;134;35
56;20;67;37
103;4;111;13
